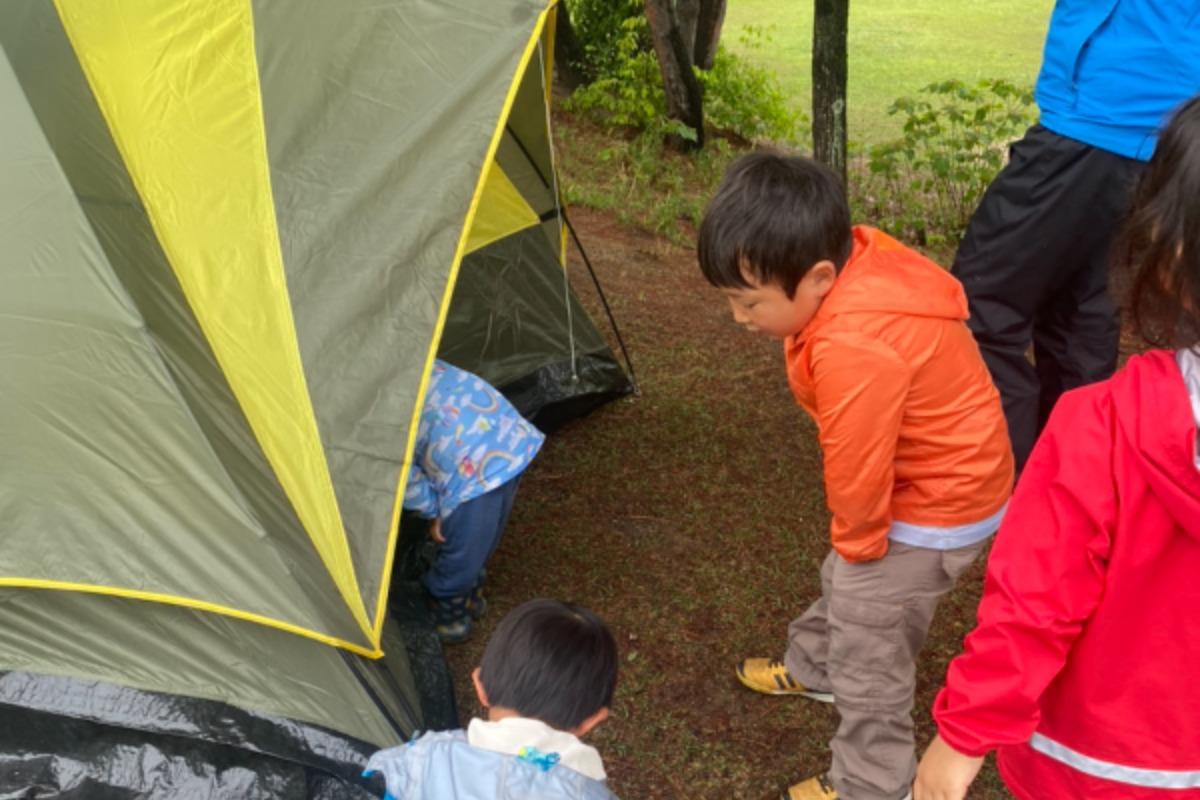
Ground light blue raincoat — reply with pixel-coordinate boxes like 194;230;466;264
365;730;619;800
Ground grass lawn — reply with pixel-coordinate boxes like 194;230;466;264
723;0;1054;144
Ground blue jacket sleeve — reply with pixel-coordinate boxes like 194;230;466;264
402;462;440;519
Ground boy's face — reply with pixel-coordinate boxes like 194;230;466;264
720;260;836;339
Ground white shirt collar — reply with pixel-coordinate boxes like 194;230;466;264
466;716;607;781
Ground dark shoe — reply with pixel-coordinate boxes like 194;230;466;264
467;591;488;621
429;594;473;644
467;569;488;620
435;616;472;645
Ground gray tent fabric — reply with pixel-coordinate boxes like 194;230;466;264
0;4;365;645
254;0;558;616
0;590;419;747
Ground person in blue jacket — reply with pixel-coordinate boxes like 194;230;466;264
952;0;1200;474
403;360;544;643
364;599;620;800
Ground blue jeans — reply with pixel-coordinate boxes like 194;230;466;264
423;478;520;600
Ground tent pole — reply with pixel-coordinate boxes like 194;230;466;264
504;124;639;394
562;209;639;393
536;40;580;383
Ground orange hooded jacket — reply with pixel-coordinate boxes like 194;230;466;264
786;226;1013;562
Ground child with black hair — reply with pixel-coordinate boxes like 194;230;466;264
365;599;620;800
915;95;1200;800
697;152;1013;800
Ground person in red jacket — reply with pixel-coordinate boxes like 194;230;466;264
914;93;1200;800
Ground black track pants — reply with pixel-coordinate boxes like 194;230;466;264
951;124;1143;473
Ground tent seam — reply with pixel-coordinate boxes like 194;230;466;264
0;579;382;658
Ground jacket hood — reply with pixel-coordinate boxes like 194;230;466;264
806;226;968;328
1111;350;1200;539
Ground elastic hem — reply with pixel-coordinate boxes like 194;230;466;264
888;502;1006;550
1037;110;1155;161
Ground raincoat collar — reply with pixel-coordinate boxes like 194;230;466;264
468;716;606;780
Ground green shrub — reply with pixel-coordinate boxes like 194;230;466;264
564;22;804;146
562;15;667;134
698;26;805;143
556;13;802;241
563;0;645;81
861;79;1035;247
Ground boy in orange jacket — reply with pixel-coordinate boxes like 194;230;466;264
697;153;1013;800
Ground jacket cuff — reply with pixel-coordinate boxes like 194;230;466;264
831;532;889;563
932;689;997;758
935;723;993;759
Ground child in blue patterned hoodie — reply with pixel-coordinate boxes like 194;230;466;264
364;599;620;800
404;360;544;642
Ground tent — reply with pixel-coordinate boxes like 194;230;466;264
0;0;630;795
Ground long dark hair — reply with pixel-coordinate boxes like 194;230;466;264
1119;95;1200;350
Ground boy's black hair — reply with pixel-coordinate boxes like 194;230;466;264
1119;94;1200;350
478;599;617;732
697;151;852;298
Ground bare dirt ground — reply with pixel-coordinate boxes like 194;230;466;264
445;208;1011;799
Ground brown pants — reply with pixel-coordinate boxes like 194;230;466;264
784;540;986;800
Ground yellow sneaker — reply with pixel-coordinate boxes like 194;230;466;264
736;658;835;702
784;776;912;800
784;774;838;800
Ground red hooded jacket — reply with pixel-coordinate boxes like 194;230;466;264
933;350;1200;798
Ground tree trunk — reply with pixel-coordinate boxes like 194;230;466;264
812;0;849;183
552;2;591;91
644;0;705;150
675;0;700;64
693;0;726;70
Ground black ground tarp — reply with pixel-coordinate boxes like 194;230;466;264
0;673;386;799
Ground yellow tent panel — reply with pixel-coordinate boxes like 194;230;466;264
55;0;371;639
465;160;541;255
